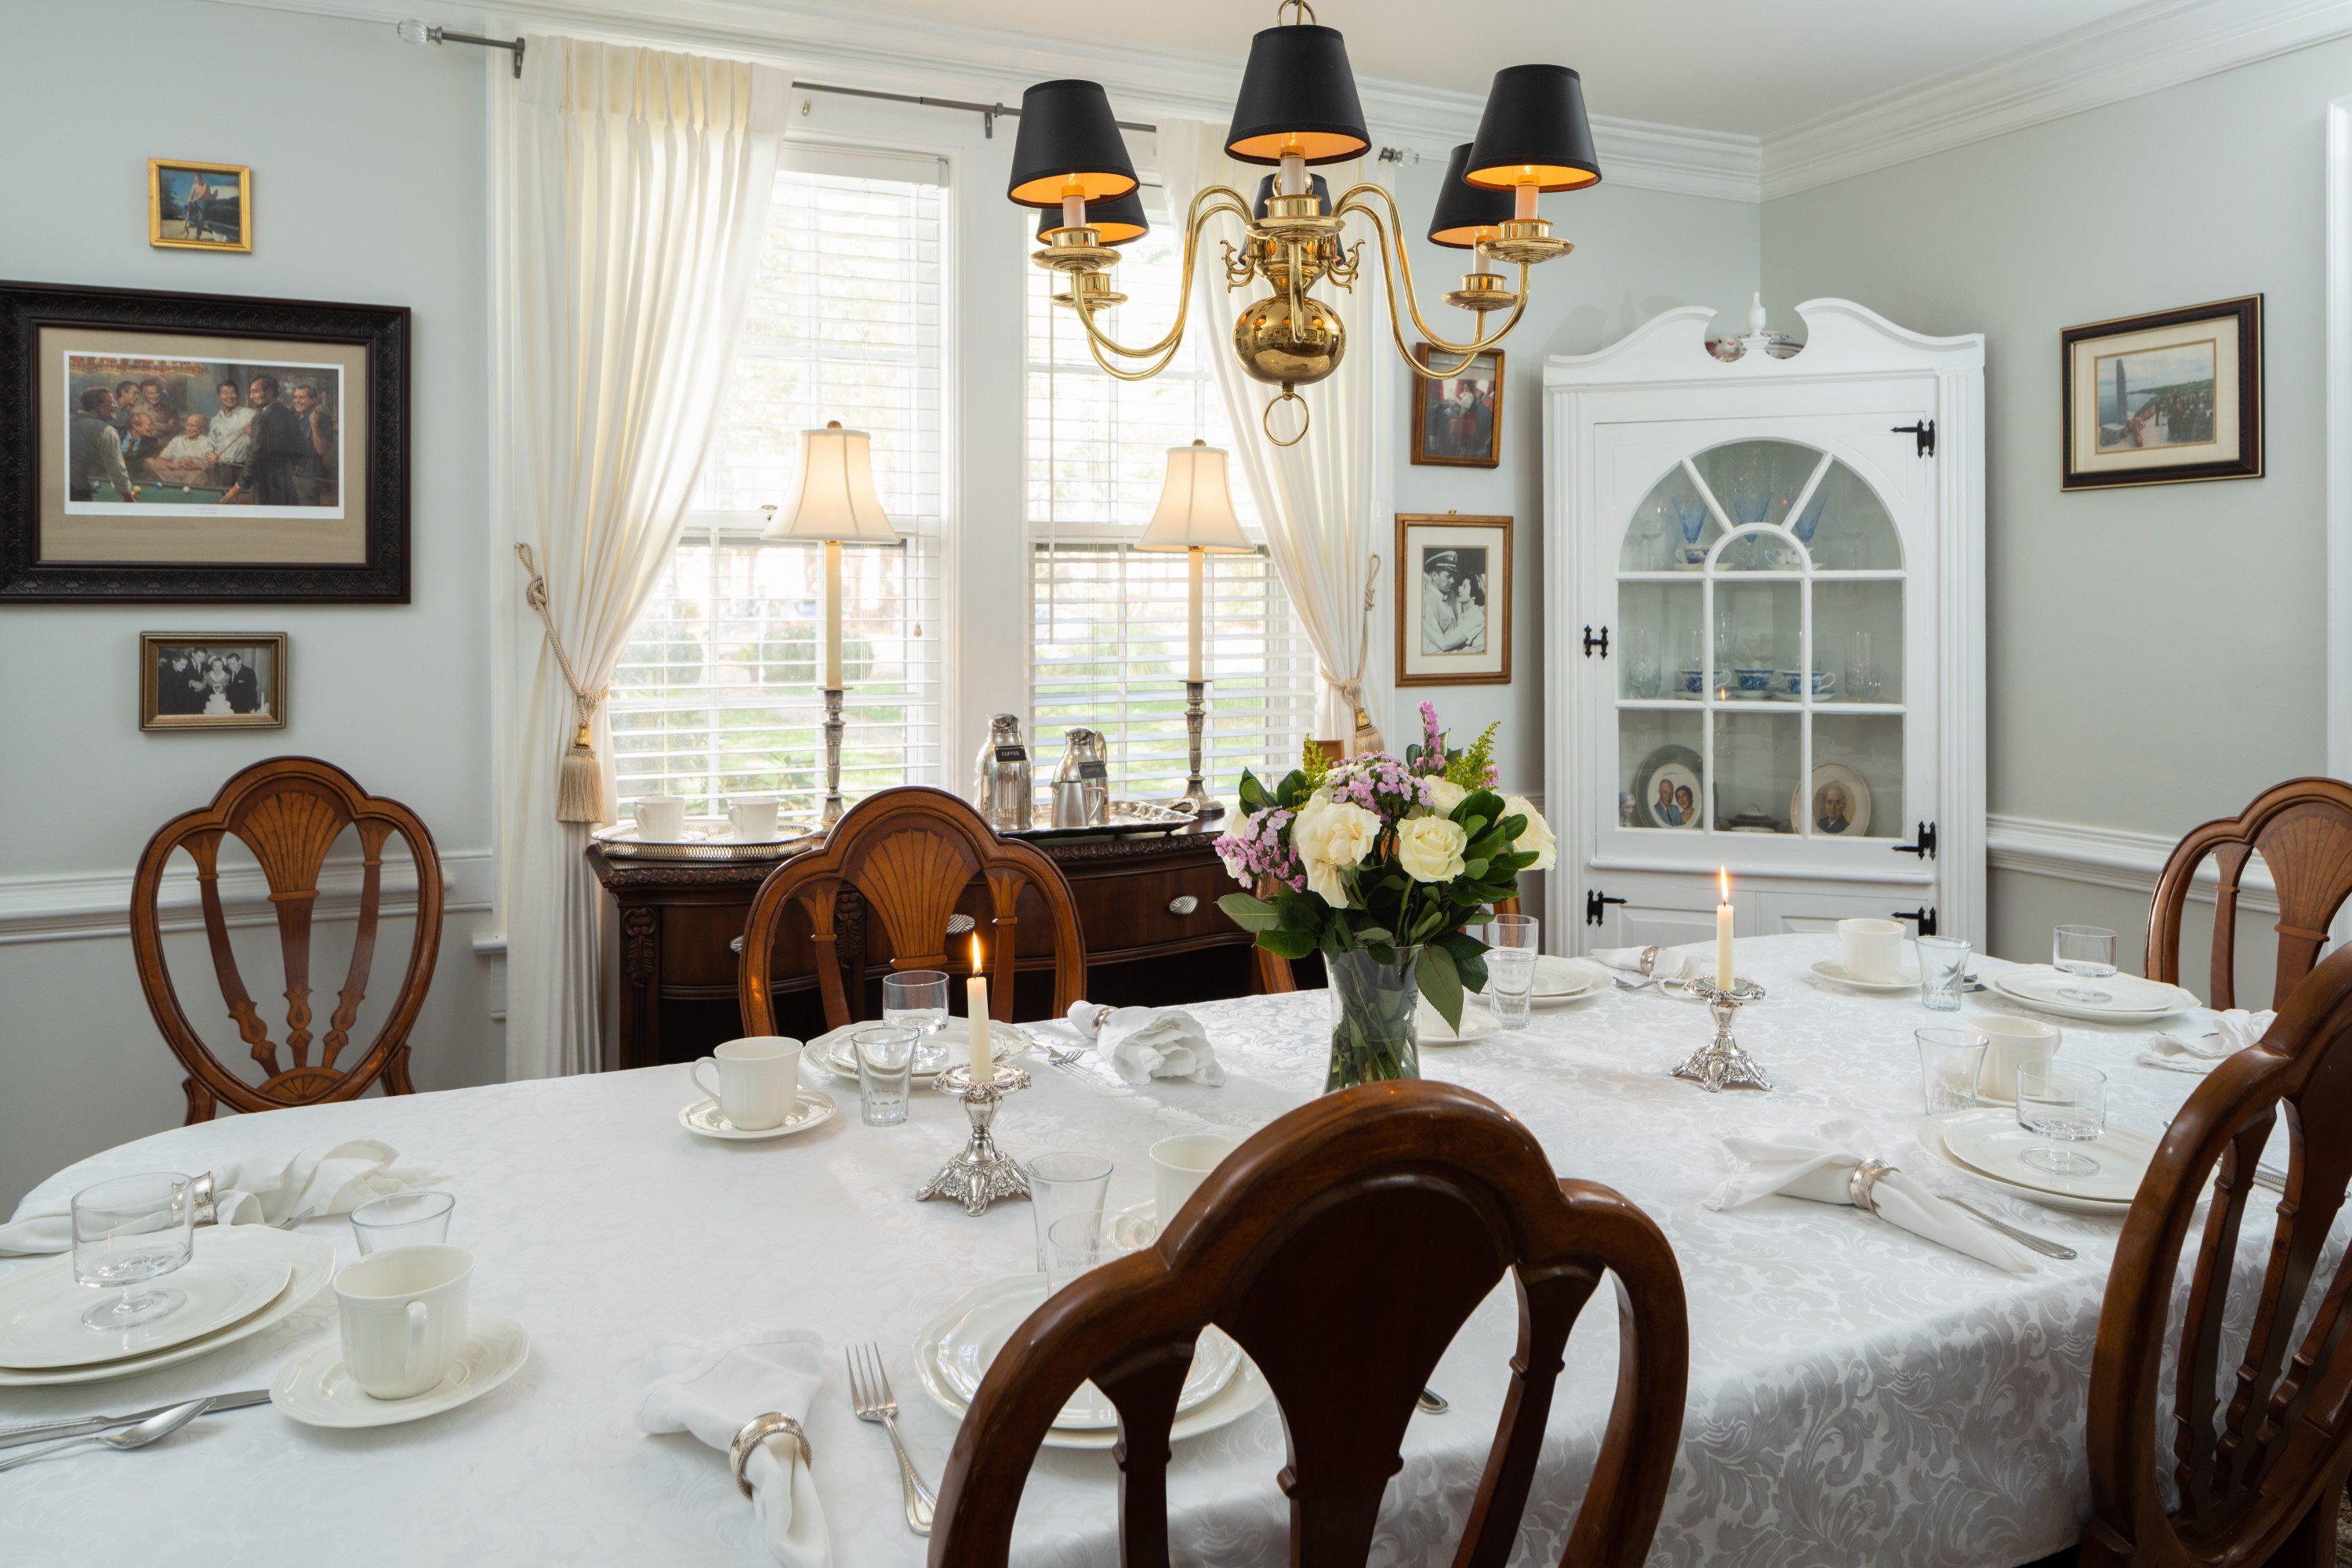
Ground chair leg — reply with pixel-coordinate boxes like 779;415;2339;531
2258;1484;2339;1568
180;1077;215;1125
384;1044;416;1097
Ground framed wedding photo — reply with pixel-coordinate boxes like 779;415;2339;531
1396;513;1511;686
1409;344;1501;467
149;160;252;253
0;280;409;601
140;632;285;731
2060;295;2261;490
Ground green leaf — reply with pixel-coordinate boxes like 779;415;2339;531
1463;858;1489;880
1256;927;1317;960
1275;895;1323;933
1364;941;1398;965
1217;892;1278;931
1419;942;1465;1033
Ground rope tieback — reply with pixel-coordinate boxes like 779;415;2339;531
515;543;608;825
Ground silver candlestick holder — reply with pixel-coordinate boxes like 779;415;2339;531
820;686;845;828
1173;679;1224;819
916;1060;1033;1215
1672;978;1769;1093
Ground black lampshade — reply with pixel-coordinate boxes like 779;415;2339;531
1225;23;1370;165
1465;64;1602;192
1250;171;1332;220
1037;186;1149;245
1425;143;1515;248
1007;79;1141;208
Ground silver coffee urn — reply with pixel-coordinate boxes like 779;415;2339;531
972;713;1033;833
1053;728;1112;828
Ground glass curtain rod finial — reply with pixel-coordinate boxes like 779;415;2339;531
394;18;525;76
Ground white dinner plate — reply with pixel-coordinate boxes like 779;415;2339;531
808;1021;1027;1086
1417;1004;1501;1045
271;1313;529;1428
1936;1108;2158;1203
679;1091;837;1142
1809;959;1920;994
1989;965;2200;1022
1530;956;1610;1005
0;1227;295;1369
0;1229;336;1387
1915;1112;2135;1216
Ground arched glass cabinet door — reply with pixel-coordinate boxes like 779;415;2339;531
1613;439;1906;840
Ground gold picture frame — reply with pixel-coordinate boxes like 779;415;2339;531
1395;513;1511;687
140;632;286;731
149;160;252;253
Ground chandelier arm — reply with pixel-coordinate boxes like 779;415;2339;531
1081;330;1188;383
1069;185;1257;361
1331;184;1532;379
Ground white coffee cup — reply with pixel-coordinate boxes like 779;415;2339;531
1837;917;1907;983
1973;1015;2061;1102
691;1036;801;1131
728;797;781;841
1151;1132;1242;1222
334;1243;472;1400
633;795;687;841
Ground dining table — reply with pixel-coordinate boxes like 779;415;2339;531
0;932;2274;1566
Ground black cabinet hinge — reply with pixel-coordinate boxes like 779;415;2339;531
1585;889;1627;926
1582;625;1610;659
1892;821;1936;861
1892;906;1939;936
1893;419;1935;457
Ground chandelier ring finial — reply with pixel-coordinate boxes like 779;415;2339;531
1264;387;1310;448
1276;0;1316;25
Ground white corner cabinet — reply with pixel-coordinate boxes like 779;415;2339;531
1541;299;1985;956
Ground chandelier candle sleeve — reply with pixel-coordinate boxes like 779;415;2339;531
1716;868;1734;989
968;935;991;1080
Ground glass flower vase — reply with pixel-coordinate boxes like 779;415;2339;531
1324;945;1423;1092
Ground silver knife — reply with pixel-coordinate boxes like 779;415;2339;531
0;1388;270;1450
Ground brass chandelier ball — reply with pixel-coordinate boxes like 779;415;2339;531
1232;292;1346;387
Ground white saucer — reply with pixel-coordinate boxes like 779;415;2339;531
271;1314;529;1428
1989;965;2200;1023
1937;1107;2157;1203
1915;1112;2136;1216
0;1225;297;1370
1417;1005;1501;1045
1530;956;1610;1006
680;1091;837;1141
1809;959;1921;994
808;1021;1026;1086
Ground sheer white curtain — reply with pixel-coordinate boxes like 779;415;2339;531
495;37;789;1080
1161;118;1391;750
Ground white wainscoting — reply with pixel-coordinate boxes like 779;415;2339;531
0;849;494;946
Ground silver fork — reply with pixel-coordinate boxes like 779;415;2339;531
1943;1196;2078;1261
846;1341;935;1536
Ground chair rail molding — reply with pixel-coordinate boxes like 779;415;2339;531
1986;814;2279;914
0;849;494;946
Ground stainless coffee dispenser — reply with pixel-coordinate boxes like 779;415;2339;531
971;713;1033;833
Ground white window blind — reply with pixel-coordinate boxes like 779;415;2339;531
611;162;946;819
1026;191;1314;799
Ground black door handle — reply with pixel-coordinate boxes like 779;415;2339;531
1891;906;1939;937
1585;890;1627;926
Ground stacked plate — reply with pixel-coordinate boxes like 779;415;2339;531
1916;1108;2157;1216
0;1225;335;1387
1988;965;2199;1024
1530;956;1610;1008
807;1019;1029;1086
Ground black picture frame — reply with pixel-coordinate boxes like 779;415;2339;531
0;279;410;601
2059;294;2262;491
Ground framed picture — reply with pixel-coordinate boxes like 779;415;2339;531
0;280;409;601
2060;295;2261;489
149;161;252;253
1396;513;1510;686
140;632;285;731
1409;345;1501;467
1631;744;1705;830
1791;761;1872;838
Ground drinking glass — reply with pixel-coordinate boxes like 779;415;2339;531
1915;935;1971;1011
854;1024;918;1126
1915;1028;1987;1115
2052;925;2118;1004
1847;632;1882;703
2016;1061;2107;1176
1481;914;1540;1029
1045;1209;1160;1296
350;1190;456;1254
1626;628;1661;699
72;1173;195;1330
882;971;953;1073
1025;1151;1113;1272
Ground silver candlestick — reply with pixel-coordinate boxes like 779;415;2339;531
916;1060;1033;1215
820;686;845;828
1672;978;1769;1092
1174;679;1224;818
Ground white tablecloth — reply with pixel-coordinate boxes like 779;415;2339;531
0;935;2244;1566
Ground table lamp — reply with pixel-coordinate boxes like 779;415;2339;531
1138;440;1250;816
762;421;898;827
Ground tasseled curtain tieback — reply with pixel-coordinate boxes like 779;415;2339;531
1336;554;1384;756
515;543;608;825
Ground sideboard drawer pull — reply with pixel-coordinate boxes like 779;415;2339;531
1167;895;1199;916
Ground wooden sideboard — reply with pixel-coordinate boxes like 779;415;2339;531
587;824;1260;1069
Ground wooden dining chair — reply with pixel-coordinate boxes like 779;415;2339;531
927;1078;1690;1568
2147;776;2352;1011
2082;943;2352;1567
129;756;444;1123
739;786;1086;1033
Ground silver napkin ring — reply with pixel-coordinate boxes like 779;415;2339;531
1846;1158;1896;1216
728;1413;810;1499
1638;946;1660;977
189;1172;218;1229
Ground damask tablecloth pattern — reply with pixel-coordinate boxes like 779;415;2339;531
1;935;2257;1566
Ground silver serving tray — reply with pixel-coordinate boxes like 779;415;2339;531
1007;799;1199;840
591;818;820;861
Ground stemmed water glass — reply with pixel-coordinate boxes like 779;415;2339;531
2015;1061;2107;1176
72;1173;195;1330
882;971;953;1073
2052;925;2118;1004
1626;629;1661;699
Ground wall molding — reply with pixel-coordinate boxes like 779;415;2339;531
2328;99;2352;781
0;850;495;946
1986;813;2278;913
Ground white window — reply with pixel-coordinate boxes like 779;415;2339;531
1026;192;1315;798
611;154;946;818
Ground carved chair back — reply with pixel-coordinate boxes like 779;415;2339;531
2147;777;2352;1011
2083;944;2352;1566
927;1078;1690;1568
130;757;443;1123
740;787;1087;1033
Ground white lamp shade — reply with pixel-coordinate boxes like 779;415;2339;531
1137;442;1250;552
760;423;898;543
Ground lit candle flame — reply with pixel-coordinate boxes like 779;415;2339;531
1719;866;1730;901
971;932;983;974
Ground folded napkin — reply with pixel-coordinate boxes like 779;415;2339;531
2142;1008;2274;1074
0;1139;437;1256
1069;1001;1227;1086
1704;1119;2038;1274
1591;945;1708;983
638;1328;830;1568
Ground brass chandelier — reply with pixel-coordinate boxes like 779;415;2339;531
1007;0;1599;445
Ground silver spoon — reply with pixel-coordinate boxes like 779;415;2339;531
1416;1387;1449;1414
0;1399;206;1475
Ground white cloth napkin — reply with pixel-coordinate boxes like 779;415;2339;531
637;1327;830;1568
2142;1008;2274;1074
0;1139;437;1255
1068;1002;1227;1086
1704;1119;2038;1274
1591;944;1708;983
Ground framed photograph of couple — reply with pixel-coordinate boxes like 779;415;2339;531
2060;295;2261;490
1395;513;1511;686
140;632;285;731
1409;344;1501;467
0;280;409;601
149;160;251;253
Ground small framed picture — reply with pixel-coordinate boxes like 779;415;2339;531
140;633;285;731
1396;513;1510;686
150;160;252;253
1409;345;1501;467
2060;296;2261;489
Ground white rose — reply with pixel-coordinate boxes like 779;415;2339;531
1502;793;1555;870
1291;792;1381;906
1395;815;1468;883
1422;777;1468;815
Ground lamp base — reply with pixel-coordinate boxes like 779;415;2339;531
821;687;845;829
1174;679;1223;819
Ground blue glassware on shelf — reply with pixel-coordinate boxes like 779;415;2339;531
1792;489;1826;546
1670;495;1708;568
